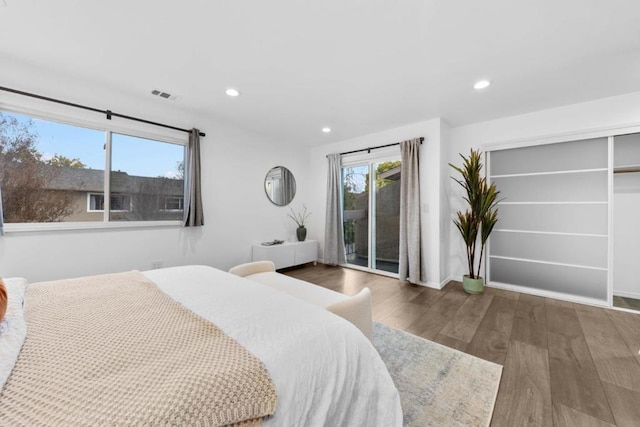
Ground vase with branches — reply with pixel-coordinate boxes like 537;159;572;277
288;205;311;241
450;149;500;294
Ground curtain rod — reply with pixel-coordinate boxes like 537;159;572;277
327;137;424;158
0;85;205;137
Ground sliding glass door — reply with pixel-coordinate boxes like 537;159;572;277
342;159;401;274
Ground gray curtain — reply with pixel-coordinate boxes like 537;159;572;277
399;138;422;283
324;153;346;265
184;129;204;227
0;186;4;236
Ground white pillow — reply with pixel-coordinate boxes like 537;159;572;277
0;277;28;390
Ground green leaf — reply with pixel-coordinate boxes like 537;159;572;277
450;148;501;277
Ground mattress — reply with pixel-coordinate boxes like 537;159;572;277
142;265;402;426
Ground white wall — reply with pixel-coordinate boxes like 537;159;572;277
0;62;310;282
308;118;448;287
613;188;640;299
6;59;640;288
449;90;640;280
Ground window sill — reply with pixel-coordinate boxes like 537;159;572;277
3;220;183;234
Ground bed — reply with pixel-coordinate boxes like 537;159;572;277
0;265;402;426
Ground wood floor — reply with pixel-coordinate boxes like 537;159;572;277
283;264;640;427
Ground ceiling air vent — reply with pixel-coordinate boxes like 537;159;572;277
151;89;179;101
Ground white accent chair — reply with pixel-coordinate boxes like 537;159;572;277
229;261;373;340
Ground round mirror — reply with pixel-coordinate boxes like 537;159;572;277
264;166;296;206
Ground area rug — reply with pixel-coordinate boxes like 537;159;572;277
372;322;502;427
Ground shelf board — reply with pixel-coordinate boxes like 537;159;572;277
493;229;607;238
498;201;607;205
490;168;607;179
613;165;640;174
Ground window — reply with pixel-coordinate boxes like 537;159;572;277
0;110;186;225
164;196;184;211
110;133;185;221
88;193;132;212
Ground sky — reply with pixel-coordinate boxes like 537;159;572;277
5;111;184;178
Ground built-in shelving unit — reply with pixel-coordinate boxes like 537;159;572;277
487;137;609;304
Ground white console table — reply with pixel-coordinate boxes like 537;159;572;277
252;240;318;269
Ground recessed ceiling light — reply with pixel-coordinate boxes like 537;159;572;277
474;80;490;90
322;127;332;133
225;88;240;97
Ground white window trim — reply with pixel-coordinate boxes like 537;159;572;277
340;145;400;167
4;221;182;233
0;100;189;231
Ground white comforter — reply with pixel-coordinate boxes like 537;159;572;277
143;265;402;427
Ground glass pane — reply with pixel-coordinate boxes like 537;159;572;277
490;257;607;301
490;137;607;176
497;203;607;235
342;164;369;268
492;170;607;202
490;231;607;268
0;111;105;223
374;160;401;273
110;133;185;221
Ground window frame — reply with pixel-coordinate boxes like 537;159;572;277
162;196;185;212
0;100;189;233
87;193;133;213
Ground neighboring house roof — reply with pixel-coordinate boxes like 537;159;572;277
45;167;104;192
45;166;183;195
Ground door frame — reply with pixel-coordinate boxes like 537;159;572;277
340;148;401;277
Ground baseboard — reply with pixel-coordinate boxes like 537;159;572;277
422;281;443;289
612;290;640;300
418;275;454;289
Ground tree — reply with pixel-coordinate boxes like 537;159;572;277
157;161;184;180
46;154;86;168
0;113;78;222
364;161;401;193
342;170;360;211
176;161;184;180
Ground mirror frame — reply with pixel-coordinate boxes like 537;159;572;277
264;166;296;206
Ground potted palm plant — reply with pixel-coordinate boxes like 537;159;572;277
450;149;500;294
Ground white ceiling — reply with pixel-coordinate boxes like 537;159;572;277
1;0;640;145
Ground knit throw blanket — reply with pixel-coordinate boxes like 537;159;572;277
0;271;277;426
